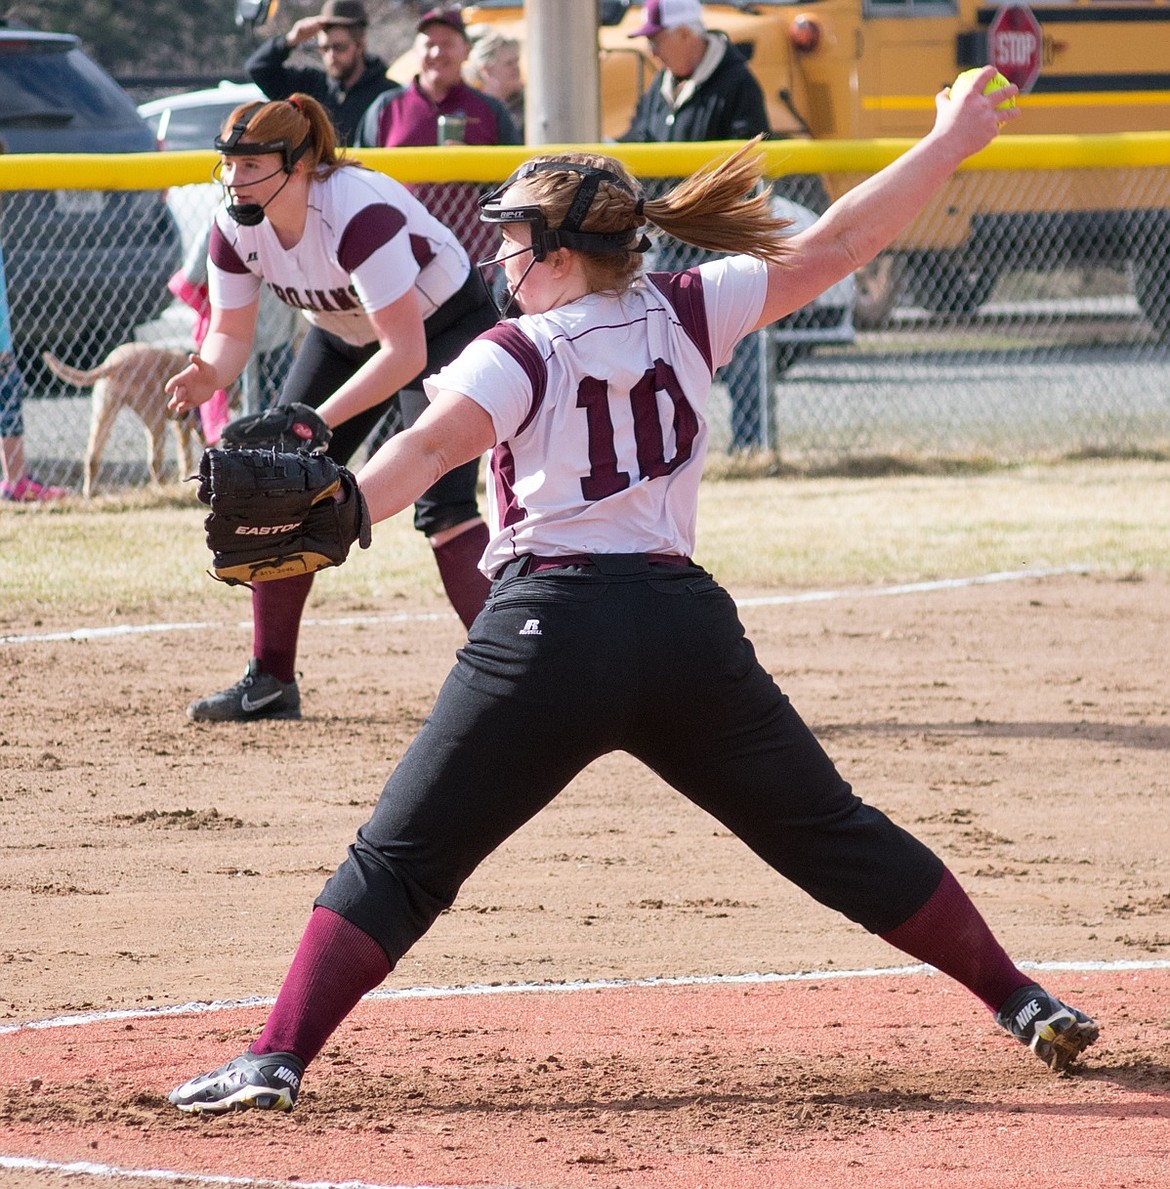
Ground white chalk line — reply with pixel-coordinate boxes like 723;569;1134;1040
733;564;1088;607
4;956;1166;1038
3;957;1165;1189
0;565;1088;646
0;609;454;647
0;1157;459;1189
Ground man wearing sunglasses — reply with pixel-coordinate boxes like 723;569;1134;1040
246;0;397;146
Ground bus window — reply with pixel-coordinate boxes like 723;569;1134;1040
865;1;959;15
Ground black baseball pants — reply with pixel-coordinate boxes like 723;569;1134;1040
316;557;945;966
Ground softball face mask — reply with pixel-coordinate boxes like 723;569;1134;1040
475;161;651;317
214;112;311;227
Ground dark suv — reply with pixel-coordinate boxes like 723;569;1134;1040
0;28;182;368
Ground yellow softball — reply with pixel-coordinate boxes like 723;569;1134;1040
953;68;1017;110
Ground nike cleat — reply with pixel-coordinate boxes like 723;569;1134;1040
996;983;1099;1073
169;1049;304;1113
187;659;300;722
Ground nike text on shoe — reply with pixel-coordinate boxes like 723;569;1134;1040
169;1050;305;1114
996;983;1099;1073
187;659;301;722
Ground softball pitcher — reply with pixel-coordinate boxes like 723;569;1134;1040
170;68;1097;1114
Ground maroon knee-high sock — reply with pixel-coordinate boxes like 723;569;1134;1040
879;867;1034;1013
432;520;492;629
254;907;391;1065
252;572;314;684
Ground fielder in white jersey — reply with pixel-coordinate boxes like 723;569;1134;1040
208;163;470;349
170;72;1101;1117
165;94;497;724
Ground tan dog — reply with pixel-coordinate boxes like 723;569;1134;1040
42;343;202;498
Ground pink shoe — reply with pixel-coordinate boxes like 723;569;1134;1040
0;475;70;502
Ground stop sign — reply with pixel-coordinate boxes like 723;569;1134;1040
987;3;1043;94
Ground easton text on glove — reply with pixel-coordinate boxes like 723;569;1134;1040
197;448;370;585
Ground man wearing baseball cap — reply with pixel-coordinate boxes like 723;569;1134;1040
358;7;518;160
246;0;397;146
357;7;519;265
619;0;772;452
621;0;768;143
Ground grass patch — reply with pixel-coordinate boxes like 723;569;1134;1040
1;457;1168;631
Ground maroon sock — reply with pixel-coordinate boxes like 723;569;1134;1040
254;907;391;1065
432;520;492;628
252;572;314;684
879;868;1034;1014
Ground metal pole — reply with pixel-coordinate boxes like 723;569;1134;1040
524;0;601;145
760;329;776;454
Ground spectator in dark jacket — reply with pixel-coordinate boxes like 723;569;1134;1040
620;0;772;451
357;7;519;266
619;0;769;144
245;0;396;146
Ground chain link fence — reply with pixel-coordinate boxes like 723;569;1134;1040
4;155;1169;495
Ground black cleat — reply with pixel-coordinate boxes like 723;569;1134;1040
169;1050;305;1113
996;983;1099;1073
187;659;301;723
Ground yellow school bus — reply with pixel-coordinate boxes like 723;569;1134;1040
451;0;1170;332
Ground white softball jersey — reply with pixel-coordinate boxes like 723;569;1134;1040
208;166;470;348
425;254;768;575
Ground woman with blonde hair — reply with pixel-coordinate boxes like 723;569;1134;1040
166;93;497;722
464;25;524;132
170;70;1098;1115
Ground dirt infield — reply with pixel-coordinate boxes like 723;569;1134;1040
2;568;1169;1187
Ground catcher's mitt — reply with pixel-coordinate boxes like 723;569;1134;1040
219;402;332;453
197;448;371;586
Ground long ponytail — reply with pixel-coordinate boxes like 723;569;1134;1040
515;137;791;294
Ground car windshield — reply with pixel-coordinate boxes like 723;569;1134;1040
0;41;143;128
157;102;240;151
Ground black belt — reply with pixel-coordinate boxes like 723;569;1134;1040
495;553;692;579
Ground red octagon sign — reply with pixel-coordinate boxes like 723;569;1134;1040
987;3;1043;94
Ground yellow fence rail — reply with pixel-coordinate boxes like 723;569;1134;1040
4;134;1168;489
4;133;1170;190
